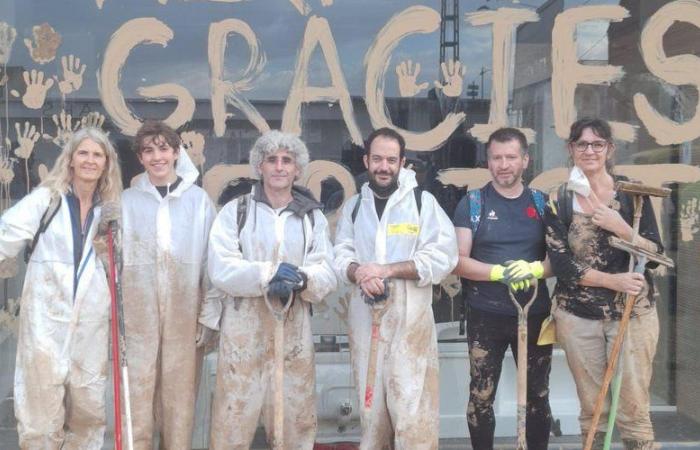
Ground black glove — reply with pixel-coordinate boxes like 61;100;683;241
363;279;390;305
267;262;306;305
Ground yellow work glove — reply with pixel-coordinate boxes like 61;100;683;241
489;264;506;283
504;260;544;292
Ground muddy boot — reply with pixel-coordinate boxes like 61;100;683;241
623;439;655;450
582;431;607;450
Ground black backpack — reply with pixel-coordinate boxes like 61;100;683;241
25;194;62;263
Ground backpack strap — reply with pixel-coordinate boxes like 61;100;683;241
556;182;573;229
413;187;422;215
236;193;249;233
529;188;546;218
25;194;62;263
467;188;484;234
351;191;362;223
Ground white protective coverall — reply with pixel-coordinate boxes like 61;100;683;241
334;168;457;450
0;187;109;450
121;149;216;450
202;183;337;449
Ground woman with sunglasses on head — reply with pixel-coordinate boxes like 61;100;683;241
543;118;662;450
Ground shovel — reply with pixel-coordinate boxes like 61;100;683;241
363;281;391;414
262;290;293;450
508;277;539;450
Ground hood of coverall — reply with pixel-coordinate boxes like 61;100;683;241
251;181;323;218
131;146;200;198
362;167;418;210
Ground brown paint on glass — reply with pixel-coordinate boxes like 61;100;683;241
282;16;362;145
551;5;637;142
209;19;269;137
465;8;538;143
633;0;700;145
99;18;194;136
24;23;61;65
364;5;465;151
202;163;253;202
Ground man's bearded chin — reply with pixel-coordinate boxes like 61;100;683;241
369;173;399;197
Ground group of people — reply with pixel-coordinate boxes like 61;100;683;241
0;117;662;450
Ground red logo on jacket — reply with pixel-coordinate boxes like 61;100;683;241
526;206;537;218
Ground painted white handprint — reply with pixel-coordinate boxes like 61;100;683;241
680;198;700;242
80;111;107;131
395;60;429;98
10;121;41;193
12;121;41;159
0;156;14;185
55;55;86;95
24;23;61;64
434;59;465;98
0;22;17;65
14;70;54;110
0;154;15;212
43;110;78;148
180;131;206;168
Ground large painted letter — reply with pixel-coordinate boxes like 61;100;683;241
465;8;539;143
209;19;270;137
634;0;700;145
98;18;195;136
551;6;636;142
282;16;362;145
365;6;465;151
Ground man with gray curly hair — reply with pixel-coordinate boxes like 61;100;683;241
201;130;337;449
248;129;310;178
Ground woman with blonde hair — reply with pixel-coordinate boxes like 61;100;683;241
0;126;123;449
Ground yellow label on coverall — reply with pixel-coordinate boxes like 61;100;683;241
387;223;420;236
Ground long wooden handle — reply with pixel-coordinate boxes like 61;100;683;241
583;295;634;450
516;311;528;450
584;196;644;450
107;229;123;450
364;317;381;412
272;320;285;450
508;280;538;450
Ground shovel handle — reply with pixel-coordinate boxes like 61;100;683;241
262;289;292;450
363;289;391;414
508;279;538;450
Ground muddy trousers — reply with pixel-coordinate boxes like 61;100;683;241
466;307;553;450
349;304;440;450
209;299;317;450
15;358;107;450
554;307;658;443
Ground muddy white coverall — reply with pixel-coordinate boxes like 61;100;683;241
0;187;109;450
334;168;457;450
121;150;216;450
203;183;336;449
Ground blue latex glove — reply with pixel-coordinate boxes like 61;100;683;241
267;280;294;305
268;262;306;305
270;262;304;286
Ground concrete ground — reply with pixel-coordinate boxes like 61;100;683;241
0;412;698;449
